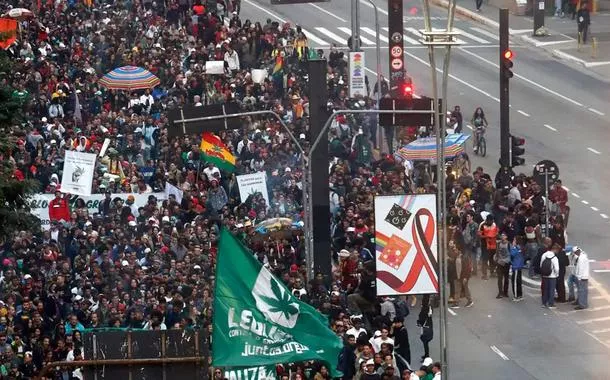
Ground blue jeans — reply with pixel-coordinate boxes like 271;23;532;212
578;279;589;308
542;277;557;306
567;274;578;300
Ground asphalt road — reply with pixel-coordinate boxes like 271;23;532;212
240;0;610;376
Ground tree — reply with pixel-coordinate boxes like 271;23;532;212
0;51;41;242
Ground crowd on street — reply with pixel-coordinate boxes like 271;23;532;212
0;0;591;379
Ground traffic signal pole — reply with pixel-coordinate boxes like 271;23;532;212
499;8;510;168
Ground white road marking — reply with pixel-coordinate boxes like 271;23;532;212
601;214;609;219
453;27;491;44
588;147;602;155
244;0;286;21
576;316;610;325
490;345;510;360
303;30;329;46
589;108;605;116
337;27;375;45
447;308;457;316
589;259;597;263
517;110;530;117
544;124;557;131
469;27;499;40
360;0;389;15
562;186;570;191
404;27;425;45
572;193;581;198
594;269;610;273
403;51;501;102
582;200;590;205
315;27;347;45
591;206;599;211
361;27;388;43
559;305;610;314
510;29;531;34
466;124;473;130
309;3;347;22
592;295;605;300
592;328;610;334
457;48;584;107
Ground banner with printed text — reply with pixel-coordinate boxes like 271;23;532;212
348;52;366;98
223;365;277;380
237;172;270;209
29;192;166;230
61;151;97;196
374;194;439;295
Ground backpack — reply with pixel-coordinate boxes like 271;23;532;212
394;298;410;321
540;255;555;277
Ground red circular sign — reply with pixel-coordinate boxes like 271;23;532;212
391;46;403;58
391;58;403;70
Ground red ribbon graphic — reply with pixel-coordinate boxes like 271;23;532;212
377;208;439;293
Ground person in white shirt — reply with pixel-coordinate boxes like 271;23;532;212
572;246;590;310
224;46;240;72
139;89;155;114
203;162;221;181
540;244;561;308
372;328;394;353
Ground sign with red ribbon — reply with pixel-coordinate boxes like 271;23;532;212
374;194;439;295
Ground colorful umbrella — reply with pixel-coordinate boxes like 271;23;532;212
3;8;34;20
98;66;160;90
395;133;471;162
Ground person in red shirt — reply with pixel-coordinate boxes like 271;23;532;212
48;191;70;223
549;179;570;226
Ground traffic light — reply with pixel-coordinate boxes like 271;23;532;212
510;135;525;167
502;49;514;79
400;77;414;100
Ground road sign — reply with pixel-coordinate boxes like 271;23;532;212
391;58;404;70
391;46;403;58
166;102;242;138
388;0;404;87
533;159;559;188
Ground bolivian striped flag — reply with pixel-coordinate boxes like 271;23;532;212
200;132;236;172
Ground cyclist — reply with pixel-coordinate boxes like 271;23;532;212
471;107;488;153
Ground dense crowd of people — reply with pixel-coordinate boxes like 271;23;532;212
0;0;586;380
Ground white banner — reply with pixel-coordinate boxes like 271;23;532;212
374;194;438;295
224;366;277;380
165;182;184;203
348;51;366;98
251;69;267;84
206;60;226;75
237;172;270;209
61;151;97;196
30;192;166;230
99;138;111;158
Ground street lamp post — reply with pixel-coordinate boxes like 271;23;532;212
363;0;383;151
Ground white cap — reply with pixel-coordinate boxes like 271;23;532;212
338;249;350;258
74;295;83;302
193;265;201;270
24;274;32;280
422;358;433;366
285;167;291;172
162;215;170;223
299;133;306;139
121;260;129;267
41;117;47;122
128;220;137;227
144;248;151;254
365;359;374;366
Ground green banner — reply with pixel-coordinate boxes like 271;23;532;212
212;228;343;377
223;365;277;380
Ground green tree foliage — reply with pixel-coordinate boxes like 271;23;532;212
0;52;41;242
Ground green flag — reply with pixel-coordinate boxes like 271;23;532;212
212;228;343;377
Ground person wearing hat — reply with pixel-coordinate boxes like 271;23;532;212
571;246;589;310
362;358;380;380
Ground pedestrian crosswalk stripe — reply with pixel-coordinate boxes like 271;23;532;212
452;27;491;44
469;27;500;41
337;27;376;45
361;27;389;43
302;28;328;46
382;27;419;45
404;27;424;44
315;27;347;45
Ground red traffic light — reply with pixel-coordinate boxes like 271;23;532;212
503;49;514;60
511;136;525;146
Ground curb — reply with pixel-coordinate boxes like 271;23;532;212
429;0;500;28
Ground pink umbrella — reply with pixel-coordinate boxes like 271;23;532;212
3;8;34;21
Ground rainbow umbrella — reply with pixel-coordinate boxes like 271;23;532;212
98;66;160;90
395;133;471;162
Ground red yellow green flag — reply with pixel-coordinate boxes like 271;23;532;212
200;132;236;172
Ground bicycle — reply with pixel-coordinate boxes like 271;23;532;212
473;126;486;157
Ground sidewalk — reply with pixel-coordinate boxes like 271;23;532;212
431;0;610;78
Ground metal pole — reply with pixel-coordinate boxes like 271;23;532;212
351;0;361;51
365;0;382;152
544;172;549;235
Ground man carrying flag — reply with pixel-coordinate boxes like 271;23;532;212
213;228;343;377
